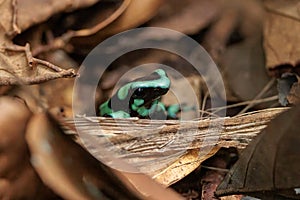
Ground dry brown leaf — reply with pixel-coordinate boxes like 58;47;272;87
26;113;141;200
264;0;300;21
26;112;183;200
29;0;164;55
0;96;57;199
147;0;217;34
0;0;99;38
13;0;99;36
0;44;76;85
114;171;185;200
70;0;164;50
0;4;76;84
287;81;300;104
149;0;273;102
216;105;300;199
0;0;77;85
264;1;300;68
0;0;20;37
153;148;219;186
62;108;286;187
220;195;243;200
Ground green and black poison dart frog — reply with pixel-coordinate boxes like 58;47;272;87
99;69;179;119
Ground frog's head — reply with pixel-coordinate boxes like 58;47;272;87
111;69;170;112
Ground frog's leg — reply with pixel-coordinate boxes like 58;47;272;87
99;100;111;116
99;100;131;118
167;104;180;119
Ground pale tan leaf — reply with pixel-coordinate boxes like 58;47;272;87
153;148;219;186
0;44;76;85
26;113;183;200
147;0;217;34
0;0;19;36
220;195;243;200
62;108;286;186
264;0;300;20
17;0;100;34
263;3;300;68
70;0;164;49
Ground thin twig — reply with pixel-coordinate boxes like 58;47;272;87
194;109;221;120
237;78;276;115
207;95;279;113
200;91;209;118
4;43;34;67
200;165;229;172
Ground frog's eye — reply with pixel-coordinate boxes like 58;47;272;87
134;87;145;98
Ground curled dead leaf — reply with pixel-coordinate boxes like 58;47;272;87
0;96;57;199
71;0;165;49
19;0;100;30
32;0;164;54
0;44;77;85
26;113;183;200
25;113;141;200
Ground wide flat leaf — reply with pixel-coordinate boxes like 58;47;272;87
216;105;300;199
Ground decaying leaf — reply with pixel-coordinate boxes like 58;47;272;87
26;112;183;200
0;44;77;85
1;0;99;37
31;0;165;54
263;0;300;68
148;0;218;34
288;81;300;105
216;105;300;199
0;96;57;199
153;148;219;186
0;0;78;86
18;0;100;31
149;0;271;102
26;113;141;200
264;0;300;21
62;107;286;186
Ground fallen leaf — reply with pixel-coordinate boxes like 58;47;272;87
216;105;300;199
148;0;218;34
0;44;76;85
288;81;300;105
62;107;285;188
16;0;99;35
0;1;77;86
264;1;300;68
70;0;164;51
0;96;57;199
153;148;219;186
150;0;273;102
26;112;184;200
264;0;300;21
26;113;142;200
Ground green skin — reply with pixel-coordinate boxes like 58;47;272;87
99;69;180;119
